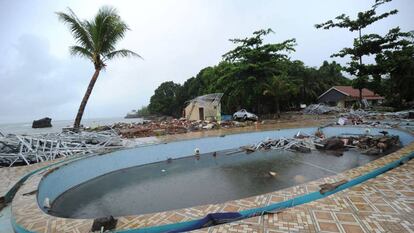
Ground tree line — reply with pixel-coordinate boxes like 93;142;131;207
147;0;413;118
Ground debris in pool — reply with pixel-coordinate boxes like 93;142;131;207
91;216;118;232
212;152;217;157
315;128;325;139
161;169;166;172
379;130;388;136
43;197;51;209
194;148;200;155
268;171;277;177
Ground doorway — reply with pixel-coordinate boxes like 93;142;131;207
198;107;204;120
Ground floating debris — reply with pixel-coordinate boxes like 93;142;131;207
194;148;200;155
268;171;277;177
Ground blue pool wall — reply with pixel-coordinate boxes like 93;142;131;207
37;126;414;210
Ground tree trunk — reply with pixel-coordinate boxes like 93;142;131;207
276;99;280;119
73;68;101;129
358;28;363;66
359;88;363;109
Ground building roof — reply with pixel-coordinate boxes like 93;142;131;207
318;86;384;100
186;93;223;106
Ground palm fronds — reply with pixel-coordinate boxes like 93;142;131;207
57;6;141;69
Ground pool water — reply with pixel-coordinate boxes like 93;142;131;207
51;148;378;218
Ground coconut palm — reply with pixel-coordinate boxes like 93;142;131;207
262;75;297;118
57;6;141;129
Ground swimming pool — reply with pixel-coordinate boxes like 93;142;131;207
38;126;414;218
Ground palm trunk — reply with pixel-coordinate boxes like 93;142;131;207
73;68;101;129
276;98;280;119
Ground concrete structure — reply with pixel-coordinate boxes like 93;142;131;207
184;93;223;121
318;86;384;108
6;127;414;233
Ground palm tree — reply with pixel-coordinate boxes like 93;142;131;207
262;75;297;118
57;6;141;129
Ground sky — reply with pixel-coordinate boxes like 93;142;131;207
0;0;413;123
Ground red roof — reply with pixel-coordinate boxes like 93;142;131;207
332;86;384;100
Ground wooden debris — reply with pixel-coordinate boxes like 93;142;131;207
319;179;348;194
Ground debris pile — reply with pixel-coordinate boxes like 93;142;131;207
316;133;401;156
335;109;414;129
239;130;401;157
86;119;252;138
303;104;342;115
241;131;318;154
0;130;123;167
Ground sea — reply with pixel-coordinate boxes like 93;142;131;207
0;117;144;135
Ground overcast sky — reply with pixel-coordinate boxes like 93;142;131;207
0;0;413;123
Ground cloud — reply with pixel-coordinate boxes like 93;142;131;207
0;34;89;123
1;0;413;123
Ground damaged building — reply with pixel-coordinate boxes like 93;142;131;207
184;93;223;121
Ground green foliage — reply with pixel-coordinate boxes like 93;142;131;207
315;0;414;108
148;81;182;116
262;74;298;117
315;0;397;32
58;6;140;128
57;6;141;69
136;106;150;117
376;32;414;107
147;29;349;117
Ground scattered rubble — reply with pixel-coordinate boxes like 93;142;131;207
239;129;402;157
0;130;123;167
303;104;343;115
316;133;401;156
241;132;317;154
86;119;254;138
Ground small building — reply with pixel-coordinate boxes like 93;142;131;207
318;86;384;108
184;93;223;121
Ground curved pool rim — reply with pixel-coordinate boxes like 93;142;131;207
10;126;414;233
37;126;414;210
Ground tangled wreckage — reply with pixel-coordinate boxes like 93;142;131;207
0;130;123;166
241;129;402;157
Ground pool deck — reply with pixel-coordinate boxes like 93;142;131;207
3;123;414;233
193;146;414;233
